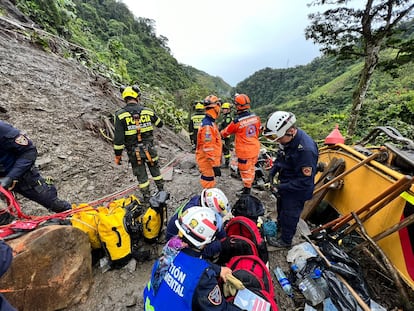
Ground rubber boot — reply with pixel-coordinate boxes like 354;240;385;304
141;186;151;205
221;158;230;168
236;187;251;197
49;198;72;212
155;180;164;192
242;187;251;194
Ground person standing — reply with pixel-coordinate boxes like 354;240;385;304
195;95;222;189
262;111;318;248
220;94;261;196
219;102;233;168
0;121;71;219
113;85;164;204
188;100;205;151
143;205;243;311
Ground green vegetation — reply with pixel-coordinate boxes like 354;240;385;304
14;0;231;132
11;0;414;143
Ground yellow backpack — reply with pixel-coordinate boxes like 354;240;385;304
138;191;169;243
97;205;132;268
71;204;102;249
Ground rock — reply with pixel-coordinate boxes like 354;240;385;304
0;225;92;311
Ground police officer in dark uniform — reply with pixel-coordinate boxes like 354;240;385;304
188;100;205;150
0;240;16;310
0;121;71;219
143;206;244;311
113;85;164;204
219;102;233;168
263;111;318;248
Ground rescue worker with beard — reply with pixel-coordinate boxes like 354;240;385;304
113;85;164;204
0;121;71;222
262;111;318;248
220;94;261;196
196;95;222;189
188;100;205;150
143;205;244;311
219;102;233;168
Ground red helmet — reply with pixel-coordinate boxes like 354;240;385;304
233;93;250;111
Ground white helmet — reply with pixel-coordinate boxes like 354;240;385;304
175;206;218;249
201;188;230;216
263;111;296;141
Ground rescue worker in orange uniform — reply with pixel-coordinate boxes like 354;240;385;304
196;95;222;189
220;94;261;195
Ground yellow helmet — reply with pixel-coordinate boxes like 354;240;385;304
221;102;231;109
121;85;141;100
195;102;205;110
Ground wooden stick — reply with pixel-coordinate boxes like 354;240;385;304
313;152;379;195
355;213;414;250
351;212;411;309
342;177;413;234
312;175;412;234
301;234;371;311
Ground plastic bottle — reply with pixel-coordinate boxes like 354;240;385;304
273;266;294;298
311;268;329;297
291;264;325;306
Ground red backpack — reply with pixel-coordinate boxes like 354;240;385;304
226;255;279;311
217;234;259;265
224;216;269;264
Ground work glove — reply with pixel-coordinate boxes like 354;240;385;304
0;177;14;190
213;166;221;177
114;155;122;165
223;274;245;297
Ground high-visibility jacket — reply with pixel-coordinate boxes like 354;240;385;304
196;114;222;167
221;111;261;159
188;111;205;143
113;103;163;156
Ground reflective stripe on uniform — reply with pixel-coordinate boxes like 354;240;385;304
139;181;150;188
114;144;124;150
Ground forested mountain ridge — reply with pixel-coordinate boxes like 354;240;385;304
7;0;231;129
4;0;414;143
236;19;414;142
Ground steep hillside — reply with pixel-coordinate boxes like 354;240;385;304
0;10;287;311
1;3;412;311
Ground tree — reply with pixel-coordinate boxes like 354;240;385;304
305;0;414;139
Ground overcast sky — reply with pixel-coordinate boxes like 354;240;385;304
121;0;322;86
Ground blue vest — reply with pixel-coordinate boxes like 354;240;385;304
143;251;209;311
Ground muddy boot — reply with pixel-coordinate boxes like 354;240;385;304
155;180;164;192
236;187;251;197
221;158;230;168
49;198;71;213
141;186;151;206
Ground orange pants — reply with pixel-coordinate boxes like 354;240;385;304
238;156;258;188
197;157;217;189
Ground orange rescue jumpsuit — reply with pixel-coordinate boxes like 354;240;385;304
196;110;222;189
221;111;261;188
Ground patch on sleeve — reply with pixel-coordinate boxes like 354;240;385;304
208;285;222;305
204;129;212;142
302;167;312;176
15;134;29;146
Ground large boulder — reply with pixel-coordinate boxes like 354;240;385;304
0;225;92;311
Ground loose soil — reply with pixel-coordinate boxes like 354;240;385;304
0;4;413;311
